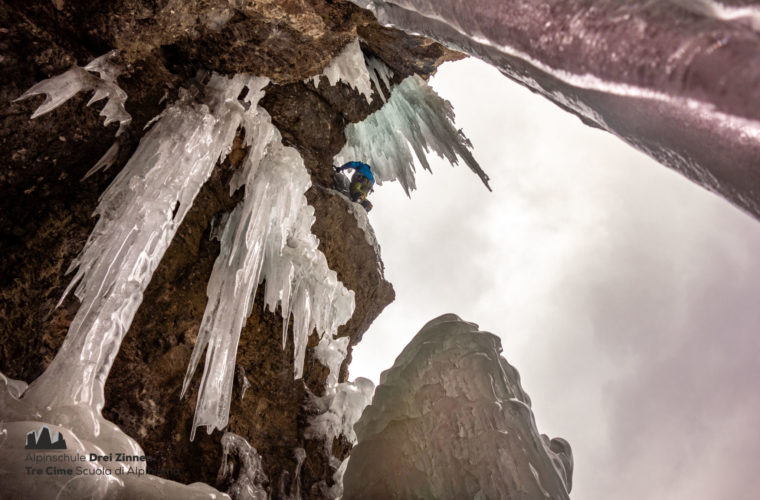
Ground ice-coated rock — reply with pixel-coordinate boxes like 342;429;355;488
305;377;374;452
308;38;374;103
335;75;490;196
343;314;572;499
351;0;760;218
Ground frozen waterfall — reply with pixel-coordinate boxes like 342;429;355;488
352;0;760;218
343;314;573;499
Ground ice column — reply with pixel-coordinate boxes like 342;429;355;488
16;50;132;135
22;73;270;413
182;106;355;439
308;38;374;103
343;314;573;499
335;74;490;195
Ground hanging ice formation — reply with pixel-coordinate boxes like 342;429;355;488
6;55;358;492
22;72;269;415
343;314;573;499
365;55;394;103
15;50;131;136
181;103;355;440
335;74;491;195
308;38;374;103
350;0;760;219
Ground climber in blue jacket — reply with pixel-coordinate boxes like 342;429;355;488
334;161;375;212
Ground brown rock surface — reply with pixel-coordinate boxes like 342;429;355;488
0;0;457;497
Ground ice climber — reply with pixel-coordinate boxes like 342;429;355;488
334;161;374;212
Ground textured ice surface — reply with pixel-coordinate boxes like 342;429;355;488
335;75;490;195
0;372;229;499
182;104;355;439
351;0;760;218
309;38;373;103
23;73;269;413
217;432;268;500
343;314;573;499
16;51;132;135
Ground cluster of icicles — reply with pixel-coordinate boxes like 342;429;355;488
17;60;356;441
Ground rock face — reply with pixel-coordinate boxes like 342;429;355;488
0;0;458;496
344;314;573;500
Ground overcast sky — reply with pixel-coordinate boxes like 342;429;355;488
349;57;760;500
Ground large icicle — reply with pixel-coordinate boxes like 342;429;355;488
308;38;374;103
15;51;132;135
182;106;355;439
22;73;269;413
335;74;490;195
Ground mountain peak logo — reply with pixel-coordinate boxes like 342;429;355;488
25;425;67;450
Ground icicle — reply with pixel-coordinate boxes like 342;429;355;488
182;105;354;439
22;73;270;414
83;141;120;180
16;51;132;136
335;74;490;196
307;38;374;103
365;56;394;103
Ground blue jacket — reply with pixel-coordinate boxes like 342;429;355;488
337;161;375;184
